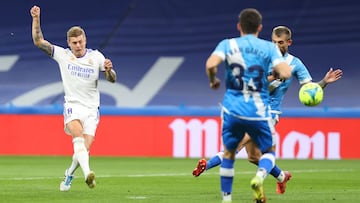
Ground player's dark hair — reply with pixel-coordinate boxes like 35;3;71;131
272;26;292;40
238;8;262;34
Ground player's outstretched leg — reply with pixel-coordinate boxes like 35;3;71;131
192;151;225;177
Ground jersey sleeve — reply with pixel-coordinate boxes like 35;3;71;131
94;50;106;72
293;57;312;84
211;39;229;60
52;45;66;62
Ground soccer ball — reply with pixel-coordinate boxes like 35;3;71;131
298;82;323;106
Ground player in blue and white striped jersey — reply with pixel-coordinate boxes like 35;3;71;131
247;25;342;195
194;25;342;202
269;26;342;114
205;8;291;203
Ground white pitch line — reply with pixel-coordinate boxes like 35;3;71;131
127;196;147;200
0;168;355;181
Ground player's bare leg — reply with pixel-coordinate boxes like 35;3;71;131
245;139;262;165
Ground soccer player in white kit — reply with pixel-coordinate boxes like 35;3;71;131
30;5;117;191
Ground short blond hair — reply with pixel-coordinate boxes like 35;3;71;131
67;26;86;41
272;26;292;40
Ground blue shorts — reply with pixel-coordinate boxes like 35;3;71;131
221;112;275;153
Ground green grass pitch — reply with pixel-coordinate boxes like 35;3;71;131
0;156;359;203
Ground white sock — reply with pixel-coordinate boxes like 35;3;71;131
67;154;79;175
276;171;285;182
256;168;267;181
73;137;91;179
222;192;232;201
217;151;224;162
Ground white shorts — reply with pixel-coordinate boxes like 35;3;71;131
63;103;100;136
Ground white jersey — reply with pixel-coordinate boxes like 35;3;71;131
52;45;106;108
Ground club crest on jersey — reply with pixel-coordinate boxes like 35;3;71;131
88;59;93;65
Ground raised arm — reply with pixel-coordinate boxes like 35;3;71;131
30;5;53;56
103;59;117;83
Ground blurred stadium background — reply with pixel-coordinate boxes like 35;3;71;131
0;0;359;158
0;0;359;107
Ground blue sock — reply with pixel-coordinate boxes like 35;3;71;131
207;150;241;171
206;152;223;170
220;158;235;193
258;152;275;174
270;165;281;178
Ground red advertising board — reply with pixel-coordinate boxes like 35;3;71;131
275;118;359;159
0;115;358;159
